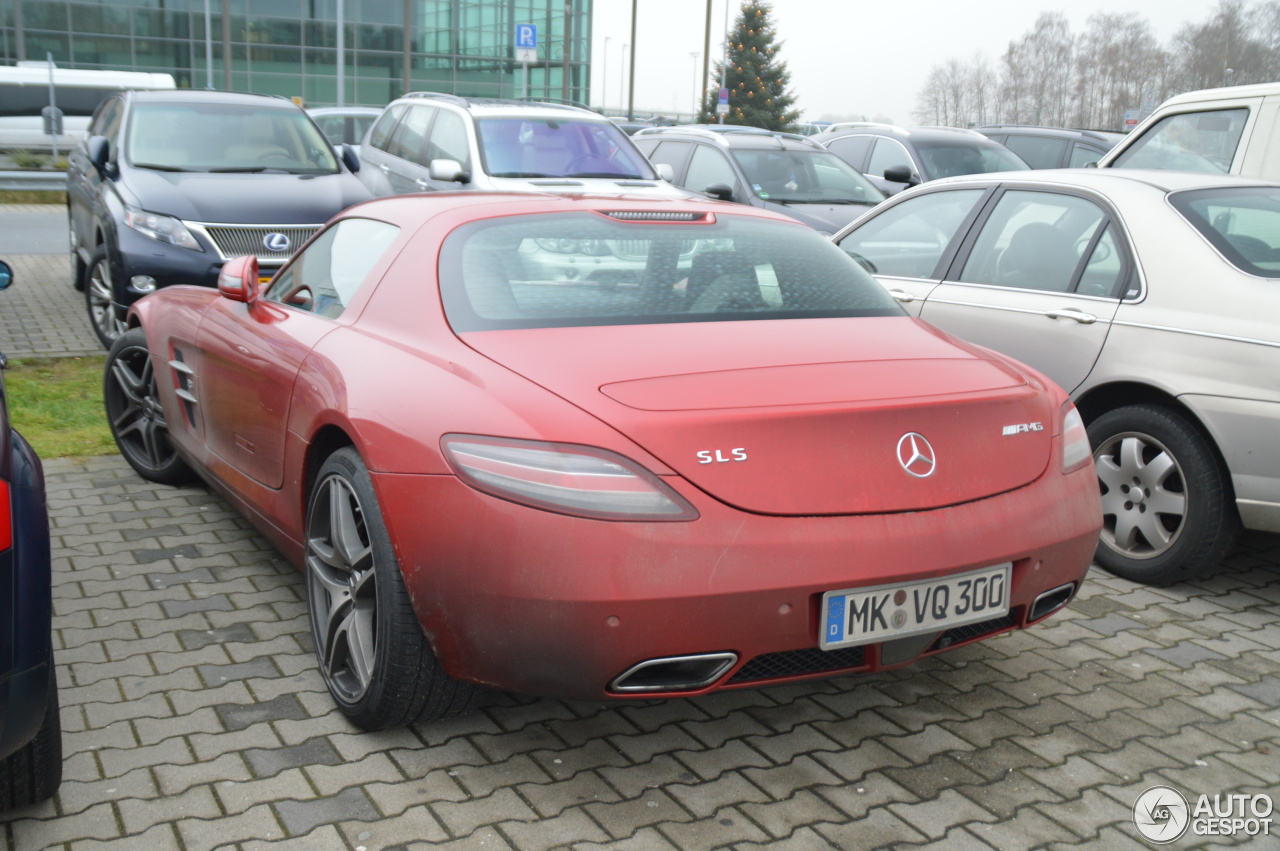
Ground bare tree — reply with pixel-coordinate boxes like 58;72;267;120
1171;0;1272;90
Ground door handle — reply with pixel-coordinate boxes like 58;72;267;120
414;178;432;189
886;288;916;303
378;163;390;173
1044;307;1097;324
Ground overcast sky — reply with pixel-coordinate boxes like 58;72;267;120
588;0;1219;123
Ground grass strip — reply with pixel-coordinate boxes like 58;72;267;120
4;355;116;458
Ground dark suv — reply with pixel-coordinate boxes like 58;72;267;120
0;261;61;809
977;125;1123;169
632;126;885;234
814;124;1028;195
67;90;371;347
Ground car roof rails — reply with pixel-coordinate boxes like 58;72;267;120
402;91;471;107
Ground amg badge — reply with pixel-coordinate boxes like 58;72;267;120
1002;422;1044;436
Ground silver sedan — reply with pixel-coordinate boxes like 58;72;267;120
831;168;1280;585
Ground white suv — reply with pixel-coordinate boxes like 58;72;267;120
358;93;689;199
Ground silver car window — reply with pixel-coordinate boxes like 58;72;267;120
959;190;1105;291
265;218;401;319
835;189;985;278
1171;186;1280;278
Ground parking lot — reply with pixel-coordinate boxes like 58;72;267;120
1;227;1279;850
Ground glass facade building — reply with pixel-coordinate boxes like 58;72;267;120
0;0;592;107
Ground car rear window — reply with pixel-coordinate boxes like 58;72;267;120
1169;186;1280;277
439;211;902;332
1110;108;1247;173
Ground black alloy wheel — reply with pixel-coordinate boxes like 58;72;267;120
103;327;193;485
305;447;477;729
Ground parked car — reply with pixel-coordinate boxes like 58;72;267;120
1098;82;1280;178
104;191;1100;728
977;125;1122;169
0;261;61;808
632;126;885;233
67;89;372;347
307;106;382;146
830;168;1280;584
358;93;689;200
814;124;1028;195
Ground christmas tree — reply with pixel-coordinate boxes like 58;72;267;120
699;1;800;130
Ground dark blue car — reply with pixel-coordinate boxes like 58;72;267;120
67;89;371;348
0;261;61;808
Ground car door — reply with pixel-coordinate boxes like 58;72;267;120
68;96;124;272
415;108;473;191
358;103;407;197
918;187;1128;393
639;140;694;184
194;217;400;489
380;104;436;195
832;187;990;316
865;137;917;194
684;143;742;200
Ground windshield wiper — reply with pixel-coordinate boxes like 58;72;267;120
133;163;192;172
208;166;269;173
491;171;556;178
567;172;646;179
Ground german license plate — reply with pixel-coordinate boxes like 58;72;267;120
820;563;1011;651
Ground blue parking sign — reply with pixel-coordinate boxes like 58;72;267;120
516;24;537;49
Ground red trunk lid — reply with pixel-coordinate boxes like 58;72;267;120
461;317;1055;515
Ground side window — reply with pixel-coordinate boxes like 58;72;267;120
386;105;434;164
367;104;406;151
1003;135;1068;169
1077;224;1125;297
1111;108;1249;173
826;135;873;170
684;145;737;195
1069;142;1103;168
958;190;1107;292
425;109;471;171
645;140;693;179
314;115;343;144
835;189;986;278
867;138;913;178
265;218;400;319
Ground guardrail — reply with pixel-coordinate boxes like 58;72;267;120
0;171;68;191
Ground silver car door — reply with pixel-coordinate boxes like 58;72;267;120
919;188;1124;394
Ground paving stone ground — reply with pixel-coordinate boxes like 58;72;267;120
1;241;1278;849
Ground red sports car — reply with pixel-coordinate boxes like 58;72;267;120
105;192;1101;729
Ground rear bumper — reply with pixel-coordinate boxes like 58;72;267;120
373;462;1101;700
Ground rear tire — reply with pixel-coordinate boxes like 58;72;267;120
306;447;478;729
1088;404;1238;584
0;677;62;810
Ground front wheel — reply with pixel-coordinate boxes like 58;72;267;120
305;447;478;729
104;328;193;485
84;246;127;348
1088;404;1239;584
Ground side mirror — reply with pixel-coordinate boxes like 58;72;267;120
882;165;920;186
655;162;674;182
429;158;469;183
1085;161;1099;168
0;260;13;290
704;183;735;202
340;143;361;173
87;135;111;175
217;256;260;304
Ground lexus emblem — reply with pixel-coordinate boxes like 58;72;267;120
897;432;936;478
263;232;290;252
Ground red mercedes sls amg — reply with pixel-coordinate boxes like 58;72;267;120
105;192;1101;729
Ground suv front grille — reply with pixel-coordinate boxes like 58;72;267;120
192;224;321;262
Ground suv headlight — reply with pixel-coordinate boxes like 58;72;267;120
125;207;202;251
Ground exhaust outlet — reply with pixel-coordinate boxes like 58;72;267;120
609;652;738;693
1030;582;1076;622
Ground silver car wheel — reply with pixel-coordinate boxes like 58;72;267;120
306;472;379;705
86;255;126;346
1094;430;1186;559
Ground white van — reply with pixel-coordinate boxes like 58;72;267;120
0;63;175;151
1098;81;1280;178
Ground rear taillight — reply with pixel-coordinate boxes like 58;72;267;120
1061;403;1091;473
441;435;698;521
0;479;10;551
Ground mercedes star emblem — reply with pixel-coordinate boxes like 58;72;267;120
897;432;936;478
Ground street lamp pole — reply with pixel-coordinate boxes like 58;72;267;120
690;52;700;118
603;37;611;112
719;0;730;124
620;43;629;114
627;0;637;120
